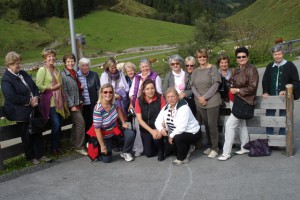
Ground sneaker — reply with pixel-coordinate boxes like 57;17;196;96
31;158;40;165
134;151;142;157
235;149;250;155
39;156;53;162
75;149;88;156
172;158;190;166
187;145;196;158
208;150;218;158
218;154;230;161
203;148;211;155
120;153;134;162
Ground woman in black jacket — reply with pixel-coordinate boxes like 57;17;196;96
1;52;52;165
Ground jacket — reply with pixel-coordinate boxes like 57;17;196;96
84;71;100;107
1;69;39;121
61;68;82;108
233;62;259;105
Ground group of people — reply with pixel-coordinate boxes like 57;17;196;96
1;44;299;166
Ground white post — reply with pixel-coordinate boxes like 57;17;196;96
67;0;78;71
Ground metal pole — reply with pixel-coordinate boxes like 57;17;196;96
67;0;78;71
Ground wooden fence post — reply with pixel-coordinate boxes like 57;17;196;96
286;84;294;156
0;144;4;170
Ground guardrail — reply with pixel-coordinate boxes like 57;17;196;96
279;39;300;54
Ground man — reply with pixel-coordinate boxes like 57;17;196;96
262;45;300;135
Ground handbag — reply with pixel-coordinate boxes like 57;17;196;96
29;106;48;134
232;95;254;119
243;139;271;157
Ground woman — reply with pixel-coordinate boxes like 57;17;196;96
124;62;137;89
135;79;166;161
77;57;100;132
1;52;52;164
217;55;234;103
155;88;201;166
129;58;162;156
100;57;129;115
218;47;259;161
191;48;222;159
36;48;69;155
61;53;87;155
93;83;136;163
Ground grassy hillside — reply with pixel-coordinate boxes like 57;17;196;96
109;0;157;17
0;10;193;64
226;0;300;40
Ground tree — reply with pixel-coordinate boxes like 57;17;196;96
19;0;34;21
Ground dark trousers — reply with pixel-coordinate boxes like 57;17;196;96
17;122;44;160
140;131;164;157
82;104;94;133
49;107;62;151
173;131;201;161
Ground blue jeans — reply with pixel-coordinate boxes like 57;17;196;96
266;109;286;135
49;107;62;151
100;129;136;163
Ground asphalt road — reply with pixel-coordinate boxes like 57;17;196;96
0;58;300;200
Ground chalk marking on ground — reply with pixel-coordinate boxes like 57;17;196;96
158;159;173;200
181;164;193;200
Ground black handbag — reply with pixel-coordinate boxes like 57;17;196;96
232;95;254;119
29;106;48;134
243;139;271;157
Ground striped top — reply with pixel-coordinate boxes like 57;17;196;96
166;107;176;135
77;71;91;105
93;102;118;138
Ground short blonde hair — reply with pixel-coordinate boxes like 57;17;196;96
103;57;117;71
5;52;21;67
185;56;196;64
98;83;115;104
195;48;208;59
123;62;136;73
165;87;179;98
42;48;56;59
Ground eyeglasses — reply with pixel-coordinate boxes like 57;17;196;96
237;56;247;59
170;62;180;66
103;91;113;94
197;56;207;58
185;65;194;68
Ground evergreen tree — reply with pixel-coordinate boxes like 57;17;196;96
19;0;34;21
54;0;64;17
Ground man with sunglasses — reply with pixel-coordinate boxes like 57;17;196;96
262;45;300;135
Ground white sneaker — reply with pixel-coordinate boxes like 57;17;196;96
187;145;196;158
208;150;218;158
203;148;211;155
218;154;230;161
172;158;190;166
134;151;142;157
75;149;88;156
120;153;134;162
235;149;250;155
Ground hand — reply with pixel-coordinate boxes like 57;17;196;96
168;137;173;145
179;92;186;99
160;128;168;136
101;146;107;154
51;83;61;91
230;88;239;94
262;93;269;99
70;106;77;111
201;100;207;106
122;122;128;129
128;104;133;110
151;129;161;139
30;97;38;107
115;94;122;100
279;91;286;96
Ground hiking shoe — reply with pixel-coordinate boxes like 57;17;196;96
208;150;218;158
187;145;196;158
235;149;250;155
172;158;189;166
120;153;134;162
31;158;40;165
218;154;230;161
203;148;211;155
75;149;88;156
39;156;53;162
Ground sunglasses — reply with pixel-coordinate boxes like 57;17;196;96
170;62;180;66
237;56;247;59
185;65;194;68
103;91;113;94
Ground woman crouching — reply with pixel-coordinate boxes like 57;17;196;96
155;88;201;165
93;83;135;163
135;79;166;161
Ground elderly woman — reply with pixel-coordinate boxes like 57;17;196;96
184;56;197;116
135;79;166;161
1;52;52;164
218;47;259;161
155;88;201;166
100;57;129;115
77;58;100;132
93;83;136;163
124;62;137;89
36;48;69;155
129;58;162;156
191;48;222;159
61;53;87;155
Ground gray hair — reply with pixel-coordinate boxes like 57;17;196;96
272;45;285;54
168;54;183;66
124;62;136;73
79;57;91;67
139;58;151;69
185;56;196;64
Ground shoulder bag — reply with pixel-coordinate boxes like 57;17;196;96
232;95;254;119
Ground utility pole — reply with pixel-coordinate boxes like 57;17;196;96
67;0;78;70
